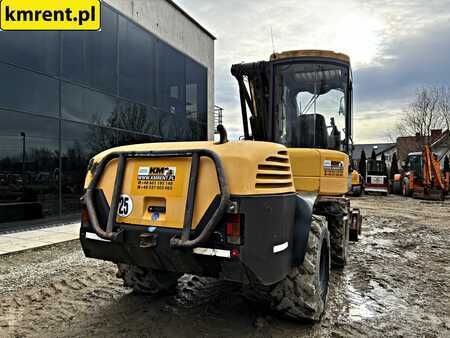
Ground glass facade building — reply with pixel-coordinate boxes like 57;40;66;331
0;3;208;224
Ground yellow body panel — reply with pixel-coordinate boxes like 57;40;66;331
270;50;350;64
351;170;361;185
288;148;349;195
84;141;295;229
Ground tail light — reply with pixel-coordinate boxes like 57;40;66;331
81;206;90;228
225;214;243;245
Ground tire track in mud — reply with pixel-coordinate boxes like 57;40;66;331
0;265;125;337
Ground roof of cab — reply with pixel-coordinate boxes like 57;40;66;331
270;50;350;64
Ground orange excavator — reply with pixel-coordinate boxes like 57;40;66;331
393;145;448;200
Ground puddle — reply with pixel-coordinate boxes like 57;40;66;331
367;227;397;235
347;284;377;321
365;238;394;247
344;274;409;322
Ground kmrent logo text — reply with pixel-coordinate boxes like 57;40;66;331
0;0;101;31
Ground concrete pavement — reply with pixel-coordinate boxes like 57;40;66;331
0;222;79;255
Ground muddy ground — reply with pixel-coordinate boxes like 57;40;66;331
0;195;449;337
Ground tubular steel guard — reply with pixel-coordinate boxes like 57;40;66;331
81;149;230;247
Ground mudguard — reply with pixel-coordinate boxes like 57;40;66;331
292;192;318;266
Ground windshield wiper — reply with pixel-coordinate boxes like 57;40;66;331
302;94;319;114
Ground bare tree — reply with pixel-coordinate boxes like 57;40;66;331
438;85;450;131
396;86;445;140
438;85;450;153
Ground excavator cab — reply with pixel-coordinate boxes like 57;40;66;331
231;50;353;155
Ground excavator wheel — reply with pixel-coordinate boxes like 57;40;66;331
392;181;402;194
328;216;348;268
116;264;180;295
244;215;331;321
402;179;412;197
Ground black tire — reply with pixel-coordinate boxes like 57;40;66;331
116;264;180;295
244;215;331;321
402;179;412;197
328;216;348;268
175;274;238;307
392;181;402;194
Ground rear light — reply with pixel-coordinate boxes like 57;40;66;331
81;207;90;227
225;214;243;245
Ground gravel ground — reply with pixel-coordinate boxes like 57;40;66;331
0;194;449;337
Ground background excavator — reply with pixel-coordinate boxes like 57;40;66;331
393;145;448;200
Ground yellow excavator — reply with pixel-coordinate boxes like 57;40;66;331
79;49;362;321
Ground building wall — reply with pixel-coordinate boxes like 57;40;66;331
0;1;213;224
105;0;215;139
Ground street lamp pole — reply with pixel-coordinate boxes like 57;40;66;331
20;132;26;173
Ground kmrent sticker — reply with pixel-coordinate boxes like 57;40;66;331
0;0;100;31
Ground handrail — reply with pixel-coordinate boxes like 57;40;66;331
81;149;230;247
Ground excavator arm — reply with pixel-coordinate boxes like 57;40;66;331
422;145;445;191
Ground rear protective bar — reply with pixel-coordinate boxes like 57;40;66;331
81;149;230;248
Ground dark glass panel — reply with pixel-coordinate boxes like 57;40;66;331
61;82;118;124
111;101;161;137
118;16;155;105
0;110;59;223
61;121;163;215
0;31;59;75
156;41;186;116
62;4;118;94
186;57;207;128
0;63;59;117
61;121;96;214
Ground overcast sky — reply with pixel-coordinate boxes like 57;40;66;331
176;0;450;143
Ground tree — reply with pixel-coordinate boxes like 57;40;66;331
381;152;388;176
438;86;450;154
371;149;376;160
438;86;450;132
359;150;367;179
396;86;445;142
390;152;399;179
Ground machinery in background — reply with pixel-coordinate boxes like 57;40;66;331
393;145;448;200
348;168;363;196
364;159;389;195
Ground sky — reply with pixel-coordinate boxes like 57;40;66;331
176;0;450;143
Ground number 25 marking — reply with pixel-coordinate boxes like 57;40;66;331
117;194;133;217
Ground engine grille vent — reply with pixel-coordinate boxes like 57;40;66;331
255;150;293;189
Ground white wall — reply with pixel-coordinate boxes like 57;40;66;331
105;0;215;140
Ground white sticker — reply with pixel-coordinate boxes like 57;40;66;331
138;167;150;176
273;242;289;253
117;194;133;217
